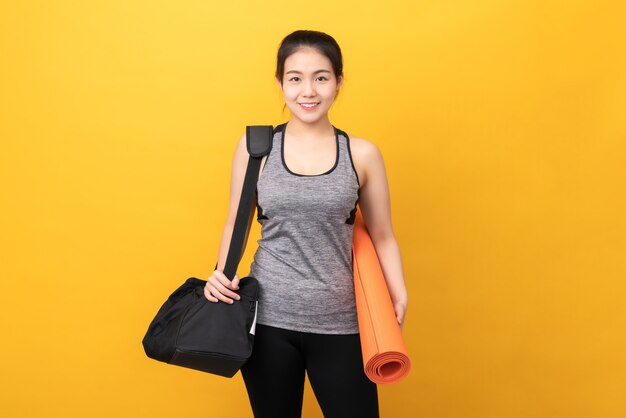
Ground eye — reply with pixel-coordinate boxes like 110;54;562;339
316;76;328;82
289;76;300;82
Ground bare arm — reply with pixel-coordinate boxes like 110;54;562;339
353;139;408;328
214;133;255;272
205;133;254;304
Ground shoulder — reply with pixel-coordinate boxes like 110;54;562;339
235;125;278;157
236;132;247;151
228;133;250;176
233;131;256;161
347;135;381;159
344;134;384;187
234;132;270;177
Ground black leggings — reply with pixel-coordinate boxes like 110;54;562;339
241;324;379;418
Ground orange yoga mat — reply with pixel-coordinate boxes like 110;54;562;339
353;207;411;384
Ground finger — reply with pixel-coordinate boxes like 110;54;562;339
215;270;239;291
206;283;234;304
203;286;219;303
231;275;240;290
208;281;240;303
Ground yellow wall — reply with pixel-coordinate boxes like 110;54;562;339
1;1;624;417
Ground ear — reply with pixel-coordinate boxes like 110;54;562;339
337;74;344;90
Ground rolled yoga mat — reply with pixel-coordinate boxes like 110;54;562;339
353;207;411;384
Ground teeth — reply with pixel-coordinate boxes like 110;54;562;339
301;103;318;108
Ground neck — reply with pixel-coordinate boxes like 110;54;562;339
285;116;334;140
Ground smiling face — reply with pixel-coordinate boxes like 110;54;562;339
278;46;343;124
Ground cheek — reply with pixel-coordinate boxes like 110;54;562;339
320;86;338;100
327;85;339;95
281;86;298;100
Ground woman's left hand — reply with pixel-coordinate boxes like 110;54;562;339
393;301;407;330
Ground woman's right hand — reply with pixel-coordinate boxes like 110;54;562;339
204;270;241;304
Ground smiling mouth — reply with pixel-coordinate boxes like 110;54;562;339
299;102;320;109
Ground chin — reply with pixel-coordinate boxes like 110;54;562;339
290;109;330;123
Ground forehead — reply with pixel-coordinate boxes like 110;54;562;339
284;47;333;73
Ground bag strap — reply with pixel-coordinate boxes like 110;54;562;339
220;125;274;280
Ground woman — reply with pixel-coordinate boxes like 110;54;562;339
204;30;407;418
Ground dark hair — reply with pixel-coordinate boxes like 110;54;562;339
276;30;343;84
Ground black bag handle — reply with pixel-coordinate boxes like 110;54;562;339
219;125;273;280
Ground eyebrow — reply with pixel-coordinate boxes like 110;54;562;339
285;69;332;75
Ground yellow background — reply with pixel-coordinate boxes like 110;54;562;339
1;1;625;417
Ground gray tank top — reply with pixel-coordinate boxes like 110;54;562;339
247;122;361;334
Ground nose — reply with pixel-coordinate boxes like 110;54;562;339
303;80;316;97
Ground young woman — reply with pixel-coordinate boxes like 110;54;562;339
204;30;407;418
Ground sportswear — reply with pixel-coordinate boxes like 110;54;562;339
247;122;361;334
